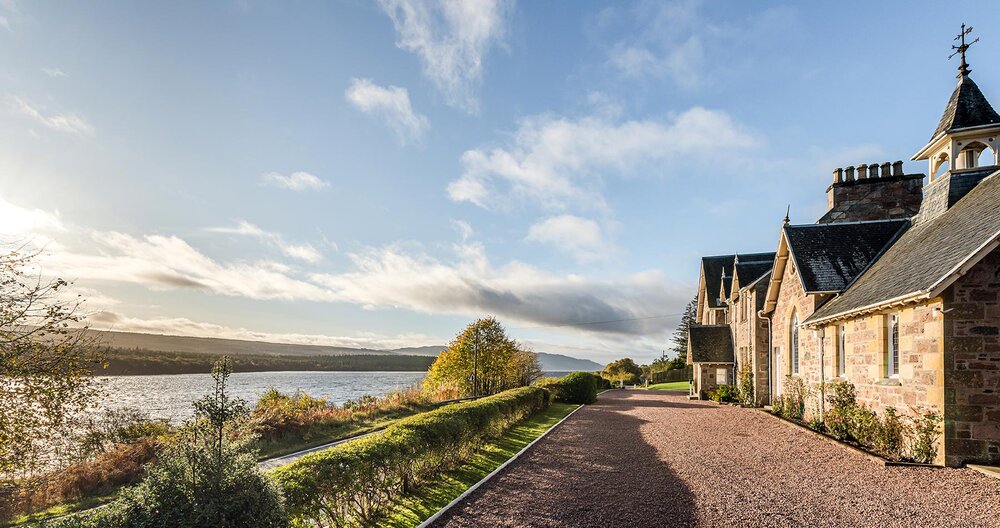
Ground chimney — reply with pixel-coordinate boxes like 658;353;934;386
820;160;925;224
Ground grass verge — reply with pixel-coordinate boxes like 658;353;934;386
382;402;578;528
646;381;689;391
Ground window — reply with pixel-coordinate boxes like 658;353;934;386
838;324;847;377
791;312;800;375
716;368;728;384
886;314;899;378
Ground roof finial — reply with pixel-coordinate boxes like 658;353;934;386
949;23;979;78
783;205;790;225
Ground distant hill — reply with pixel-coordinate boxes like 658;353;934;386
383;344;602;372
84;329;602;373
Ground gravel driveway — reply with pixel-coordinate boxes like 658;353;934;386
432;390;1000;528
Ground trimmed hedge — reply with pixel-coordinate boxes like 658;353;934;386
537;372;607;404
269;386;551;527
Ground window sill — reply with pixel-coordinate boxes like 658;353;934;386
877;378;901;387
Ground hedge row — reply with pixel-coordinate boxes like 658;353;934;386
269;386;551;527
537;372;606;404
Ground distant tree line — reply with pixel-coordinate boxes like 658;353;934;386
97;348;436;375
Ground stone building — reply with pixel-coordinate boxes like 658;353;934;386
726;258;773;405
688;42;1000;466
687;324;735;399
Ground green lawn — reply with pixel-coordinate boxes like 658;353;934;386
382;402;579;527
646;381;690;391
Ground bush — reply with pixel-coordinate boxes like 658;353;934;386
908;408;943;464
736;365;755;407
540;372;599;404
270;386;550;527
710;384;738;403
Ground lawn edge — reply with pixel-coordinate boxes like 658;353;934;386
415;402;585;528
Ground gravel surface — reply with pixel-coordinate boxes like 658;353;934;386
432;390;1000;528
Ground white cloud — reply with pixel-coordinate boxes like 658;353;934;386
42;67;68;78
207;220;323;263
448;107;758;211
8;96;94;136
345;78;428;143
0;196;65;236
0;15;9;31
602;0;795;90
526;215;608;262
85;311;443;351
377;0;513;113
261;171;329;191
450;219;473;241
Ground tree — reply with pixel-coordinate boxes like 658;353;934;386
0;247;105;476
423;317;541;398
87;357;287;527
670;295;698;358
601;358;643;388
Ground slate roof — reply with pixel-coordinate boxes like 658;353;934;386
807;170;1000;323
932;75;1000;140
785;220;909;293
735;260;773;290
702;252;774;308
688;324;734;364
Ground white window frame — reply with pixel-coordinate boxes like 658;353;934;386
887;314;900;378
838;324;846;377
791;312;800;375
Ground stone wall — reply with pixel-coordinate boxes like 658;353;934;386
818;173;923;224
695;362;733;398
770;257;822;393
943;247;1000;466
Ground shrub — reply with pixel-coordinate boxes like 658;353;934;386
270;386;550;528
907;408;943;464
780;377;809;421
711;384;738;403
846;404;880;448
736;364;755;407
823;380;857;441
543;372;599;404
872;408;908;461
76;408;171;461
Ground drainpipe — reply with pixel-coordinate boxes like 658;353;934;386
815;327;826;421
760;310;773;406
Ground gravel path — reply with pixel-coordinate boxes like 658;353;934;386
432;390;1000;528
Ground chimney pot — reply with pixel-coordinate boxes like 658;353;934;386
844;166;856;182
869;163;880;178
892;160;904;176
857;163;869;179
833;168;844;183
880;162;892;178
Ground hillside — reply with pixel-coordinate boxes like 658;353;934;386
85;329;602;373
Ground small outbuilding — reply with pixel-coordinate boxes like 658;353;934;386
687;324;735;399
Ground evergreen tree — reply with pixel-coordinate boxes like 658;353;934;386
670;295;698;358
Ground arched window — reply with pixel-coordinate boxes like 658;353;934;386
886;314;899;378
932;152;949;181
838;324;847;377
790;312;799;375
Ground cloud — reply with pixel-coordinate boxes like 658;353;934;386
311;241;688;337
447;107;758;211
345;78;429;143
0;196;65;236
0;15;8;31
85;311;443;351
261;171;329;191
450;219;473;241
207;220;324;263
526;215;609;262
601;0;795;90
8;96;94;136
42;67;68;78
377;0;513;113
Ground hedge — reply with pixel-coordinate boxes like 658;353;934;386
538;372;603;404
269;386;551;527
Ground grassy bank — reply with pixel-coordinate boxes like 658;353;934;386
382;402;578;527
646;381;690;391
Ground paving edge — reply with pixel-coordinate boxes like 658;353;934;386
967;464;1000;480
416;403;586;528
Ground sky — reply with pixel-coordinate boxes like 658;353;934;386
2;0;998;364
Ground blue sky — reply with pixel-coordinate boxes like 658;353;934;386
2;0;997;363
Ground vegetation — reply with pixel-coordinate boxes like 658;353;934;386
535;371;603;404
0;248;106;479
98;347;435;375
646;381;689;391
423;317;541;398
48;357;288;528
382;402;577;527
669;295;698;358
600;358;643;387
736;363;755;407
271;386;551;527
773;379;943;464
707;384;738;403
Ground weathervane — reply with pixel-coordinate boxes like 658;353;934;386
949;23;979;78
